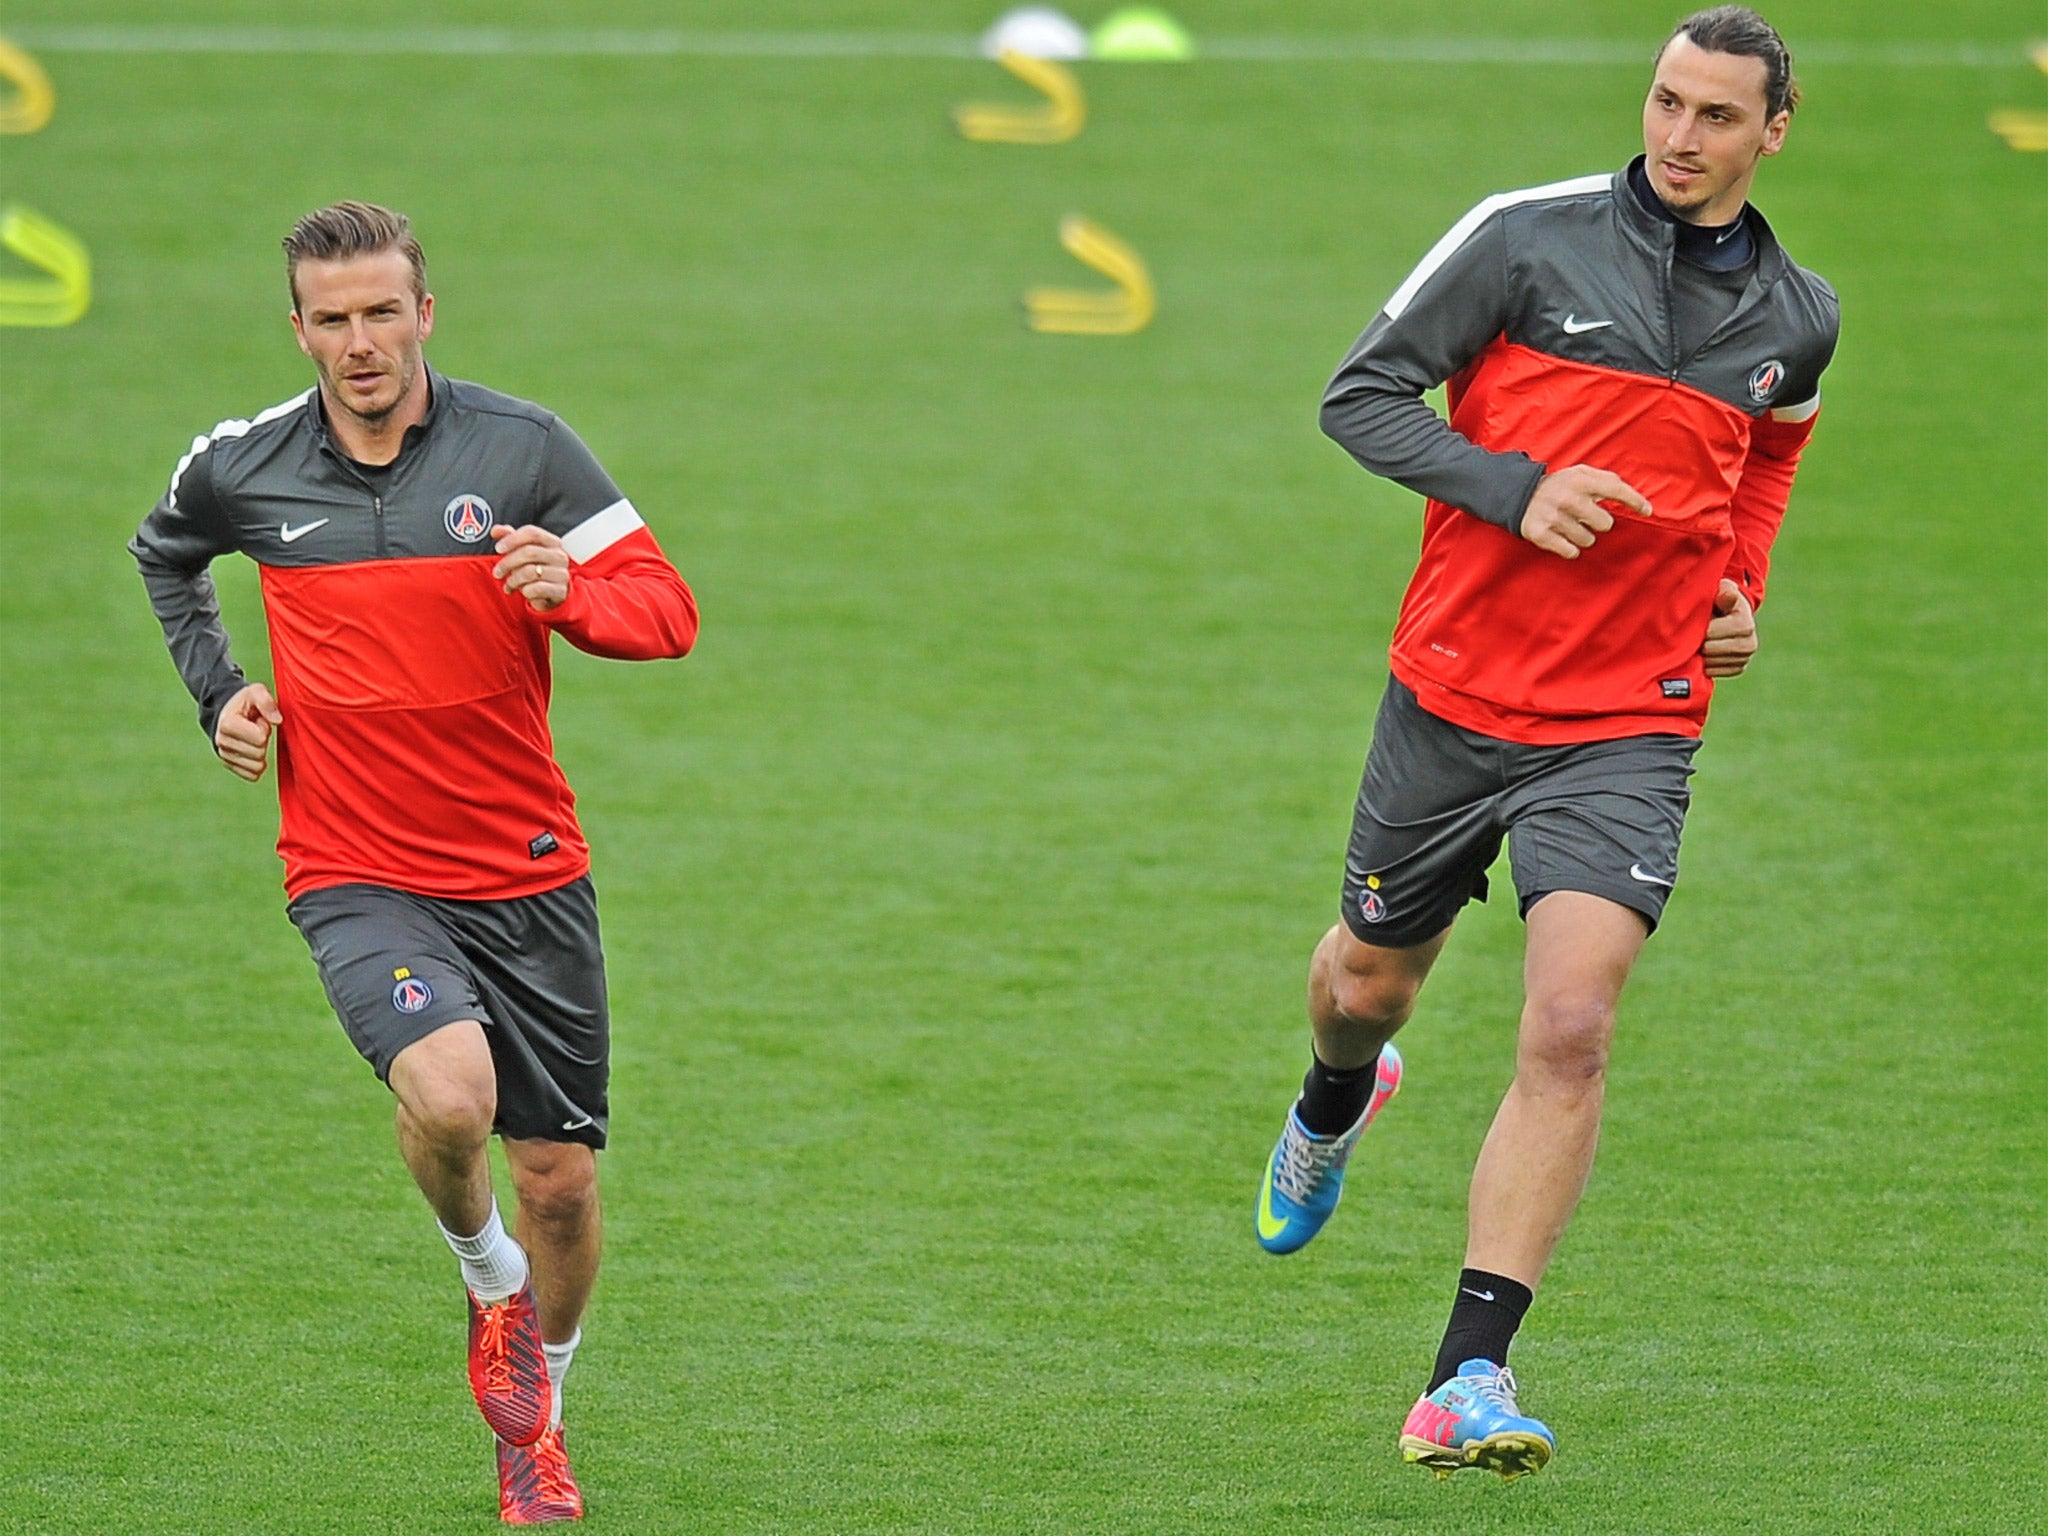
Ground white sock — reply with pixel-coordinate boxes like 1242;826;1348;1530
438;1205;529;1302
542;1329;581;1430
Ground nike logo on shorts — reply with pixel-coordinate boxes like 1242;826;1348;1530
560;1113;595;1132
1628;863;1675;887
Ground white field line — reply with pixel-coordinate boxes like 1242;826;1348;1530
1;26;2029;67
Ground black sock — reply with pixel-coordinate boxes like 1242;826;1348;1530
1428;1269;1534;1392
1296;1050;1381;1137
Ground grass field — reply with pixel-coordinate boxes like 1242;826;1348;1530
3;3;2043;1532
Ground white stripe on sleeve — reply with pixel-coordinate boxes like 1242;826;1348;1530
1382;173;1612;320
167;389;313;508
560;497;645;564
1769;393;1821;424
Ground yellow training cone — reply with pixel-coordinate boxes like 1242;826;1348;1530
1988;109;2048;151
0;35;57;134
1025;215;1155;335
0;205;92;327
954;48;1085;144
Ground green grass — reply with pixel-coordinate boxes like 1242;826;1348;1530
3;4;2043;1532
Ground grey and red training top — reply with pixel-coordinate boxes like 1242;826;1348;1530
131;368;698;901
1323;156;1840;743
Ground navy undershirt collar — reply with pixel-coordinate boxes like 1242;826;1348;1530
1627;158;1755;273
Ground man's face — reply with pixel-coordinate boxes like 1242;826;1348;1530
1641;36;1788;225
289;249;434;424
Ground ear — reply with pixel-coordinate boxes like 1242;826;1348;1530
289;308;312;357
1759;109;1789;157
417;291;435;342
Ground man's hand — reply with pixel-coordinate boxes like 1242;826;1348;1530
1701;578;1758;678
1520;464;1654;560
215;682;283;782
492;524;571;613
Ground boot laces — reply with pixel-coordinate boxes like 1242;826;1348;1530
1273;1115;1354;1203
533;1432;577;1504
1472;1365;1522;1414
476;1302;517;1395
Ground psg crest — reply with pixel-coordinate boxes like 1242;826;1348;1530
1747;359;1785;404
444;493;493;543
1359;889;1387;924
391;975;435;1014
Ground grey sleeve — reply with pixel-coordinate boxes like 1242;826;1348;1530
128;449;248;741
533;417;627;539
1320;211;1547;534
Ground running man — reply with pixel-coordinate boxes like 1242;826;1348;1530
1253;8;1837;1478
132;202;698;1523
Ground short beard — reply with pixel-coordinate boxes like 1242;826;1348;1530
327;350;419;427
1648;170;1715;223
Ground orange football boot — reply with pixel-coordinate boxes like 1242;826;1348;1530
498;1424;584;1524
467;1284;552;1447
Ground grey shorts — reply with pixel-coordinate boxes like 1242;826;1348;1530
1340;678;1698;949
287;876;610;1148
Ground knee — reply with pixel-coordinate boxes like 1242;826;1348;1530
512;1149;599;1232
402;1077;496;1153
1518;993;1616;1086
1327;963;1423;1031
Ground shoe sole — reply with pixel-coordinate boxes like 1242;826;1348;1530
1399;1431;1552;1482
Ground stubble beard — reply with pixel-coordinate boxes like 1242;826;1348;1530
325;346;420;429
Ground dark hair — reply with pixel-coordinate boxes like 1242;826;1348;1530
282;201;427;309
1659;7;1799;118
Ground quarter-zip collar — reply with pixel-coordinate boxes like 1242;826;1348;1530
1611;155;1787;288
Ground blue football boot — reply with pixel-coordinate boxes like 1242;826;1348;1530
1254;1043;1402;1254
1399;1358;1555;1480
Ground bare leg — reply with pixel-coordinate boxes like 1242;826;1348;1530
388;1020;498;1237
1305;920;1452;1068
504;1139;601;1344
1464;892;1649;1288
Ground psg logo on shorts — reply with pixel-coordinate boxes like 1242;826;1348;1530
1747;359;1785;404
391;975;436;1014
1359;889;1388;924
444;493;493;543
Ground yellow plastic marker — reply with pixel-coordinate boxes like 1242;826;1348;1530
954;48;1086;144
1988;109;2048;151
1025;214;1155;335
0;205;92;327
0;35;56;134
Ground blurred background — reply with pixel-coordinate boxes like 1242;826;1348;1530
2;4;2042;1532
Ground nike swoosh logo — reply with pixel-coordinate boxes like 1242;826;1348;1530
279;519;330;543
1257;1163;1289;1241
1460;1288;1496;1302
1561;315;1613;335
561;1113;595;1132
1628;863;1675;887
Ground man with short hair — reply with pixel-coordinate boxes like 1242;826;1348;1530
132;200;697;1523
1252;7;1837;1478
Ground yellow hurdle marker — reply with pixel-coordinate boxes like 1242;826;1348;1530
1025;214;1155;335
954;48;1086;145
0;205;92;327
1988;109;2048;152
0;35;56;135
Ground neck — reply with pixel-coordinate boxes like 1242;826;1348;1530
323;367;430;466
